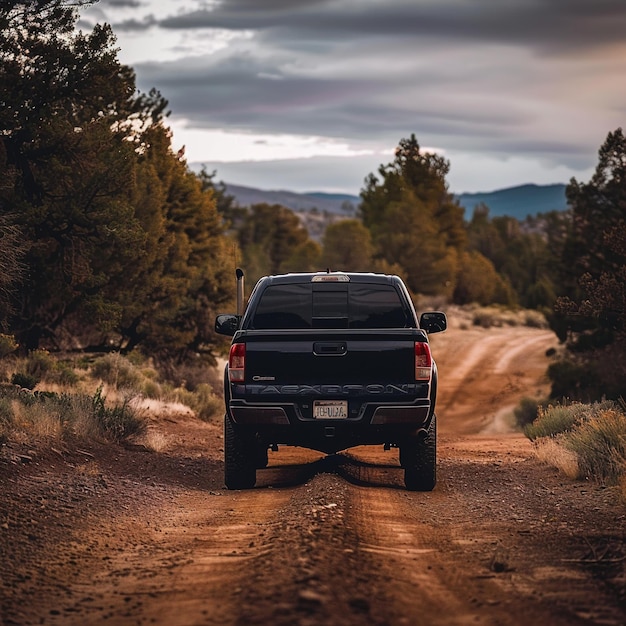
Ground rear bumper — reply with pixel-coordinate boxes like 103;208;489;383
230;398;430;425
228;398;432;453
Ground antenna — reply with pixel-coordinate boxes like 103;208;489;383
236;268;244;316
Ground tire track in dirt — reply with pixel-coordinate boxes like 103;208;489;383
340;444;625;626
430;326;556;433
43;489;296;626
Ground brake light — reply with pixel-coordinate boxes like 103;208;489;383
229;343;245;382
415;342;432;381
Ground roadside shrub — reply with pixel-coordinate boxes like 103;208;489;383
524;403;585;440
533;437;579;480
0;384;145;445
171;383;222;422
52;361;80;386
0;334;18;358
0;360;9;383
91;353;143;391
11;371;38;390
565;408;626;485
514;396;544;430
525;400;626;485
524;400;619;441
9;352;83;389
471;306;547;329
91;386;145;442
141;378;162;399
547;359;601;402
165;359;223;394
142;429;168;452
523;310;548;329
472;308;501;329
25;349;55;380
9;392;67;439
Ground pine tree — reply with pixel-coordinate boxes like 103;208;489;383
359;135;465;295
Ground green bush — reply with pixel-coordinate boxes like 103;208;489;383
566;408;626;484
25;349;55;380
0;383;145;444
141;379;162;399
0;334;18;358
523;310;548;329
524;400;618;440
525;400;626;485
170;384;221;421
547;359;601;402
91;386;145;442
91;353;143;390
471;306;546;329
514;397;543;429
11;371;38;390
53;361;80;386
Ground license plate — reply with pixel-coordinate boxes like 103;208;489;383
313;400;348;419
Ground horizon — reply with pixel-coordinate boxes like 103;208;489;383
206;172;569;200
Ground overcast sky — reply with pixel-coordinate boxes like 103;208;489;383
79;0;626;195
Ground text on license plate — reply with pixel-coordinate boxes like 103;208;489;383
313;400;348;419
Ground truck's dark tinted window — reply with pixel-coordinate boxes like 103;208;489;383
312;289;349;328
250;284;311;329
250;283;410;329
349;285;409;328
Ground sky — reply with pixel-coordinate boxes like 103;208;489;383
78;0;626;195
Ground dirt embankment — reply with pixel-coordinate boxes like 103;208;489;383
2;321;625;626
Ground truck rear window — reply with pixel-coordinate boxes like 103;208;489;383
250;284;411;329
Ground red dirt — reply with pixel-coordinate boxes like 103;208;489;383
1;321;625;625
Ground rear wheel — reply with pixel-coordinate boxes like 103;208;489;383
400;414;436;491
224;414;256;489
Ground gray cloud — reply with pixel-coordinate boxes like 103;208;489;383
88;0;625;191
155;0;626;54
112;14;158;31
100;0;144;8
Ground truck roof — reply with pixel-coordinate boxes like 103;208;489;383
257;272;404;286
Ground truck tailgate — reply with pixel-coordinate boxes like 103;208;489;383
240;329;427;385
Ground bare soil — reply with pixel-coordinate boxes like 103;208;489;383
2;321;626;625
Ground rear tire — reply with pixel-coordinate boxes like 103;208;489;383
224;414;256;489
400;414;436;491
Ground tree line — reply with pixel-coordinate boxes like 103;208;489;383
1;1;624;399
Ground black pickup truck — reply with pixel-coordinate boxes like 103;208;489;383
215;270;446;491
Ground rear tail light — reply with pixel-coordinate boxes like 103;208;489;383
229;343;246;382
415;342;432;381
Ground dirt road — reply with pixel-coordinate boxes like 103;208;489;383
2;321;626;625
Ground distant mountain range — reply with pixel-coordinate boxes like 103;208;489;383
223;182;569;221
224;183;360;215
456;183;568;219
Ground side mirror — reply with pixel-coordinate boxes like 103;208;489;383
420;311;447;334
215;314;241;336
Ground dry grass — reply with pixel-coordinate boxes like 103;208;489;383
171;383;222;422
141;429;169;453
566;409;626;485
532;437;579;479
526;400;626;487
470;305;548;329
425;304;549;332
11;399;64;440
0;351;223;452
618;475;626;506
